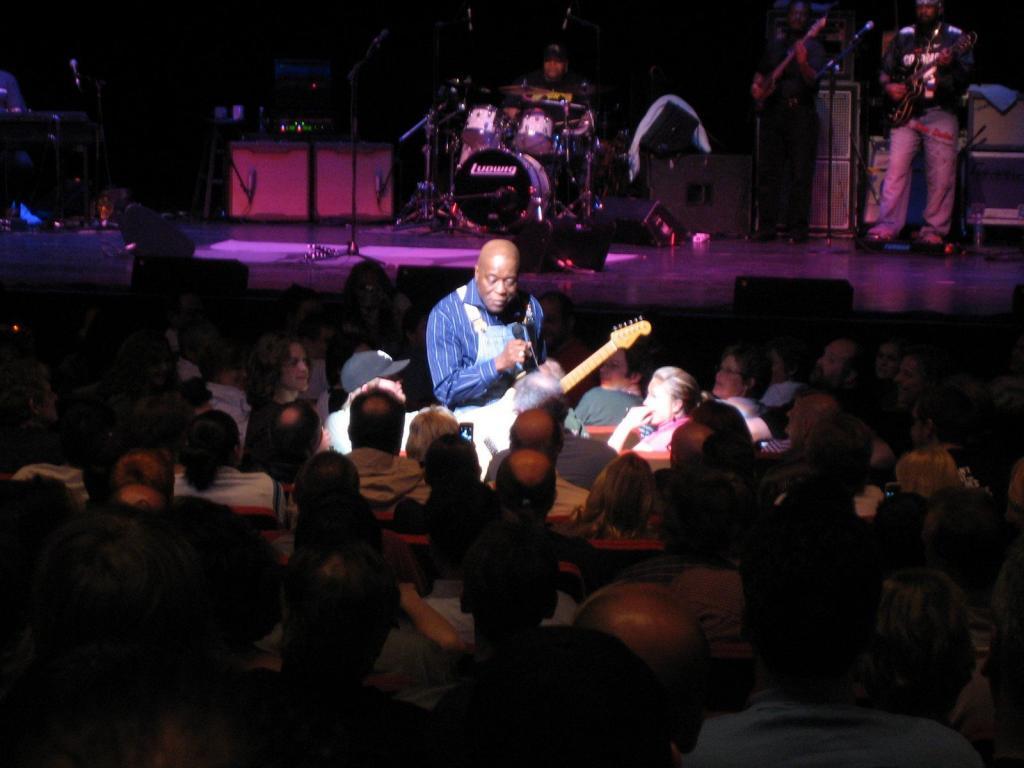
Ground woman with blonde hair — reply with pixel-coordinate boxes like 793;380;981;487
895;445;962;499
567;452;658;539
607;366;702;452
405;405;459;464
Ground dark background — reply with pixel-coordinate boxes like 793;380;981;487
5;1;1019;213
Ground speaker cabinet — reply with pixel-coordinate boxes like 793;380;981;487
648;155;751;237
734;276;853;317
965;151;1024;226
314;142;395;221
515;218;615;272
228;141;310;221
597;197;683;246
131;256;248;296
969;92;1024;152
120;203;195;259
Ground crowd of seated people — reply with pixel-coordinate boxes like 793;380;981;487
0;283;1023;767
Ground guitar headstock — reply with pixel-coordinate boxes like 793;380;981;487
808;15;828;38
954;31;977;54
610;317;652;349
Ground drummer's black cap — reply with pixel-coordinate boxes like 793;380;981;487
544;43;568;62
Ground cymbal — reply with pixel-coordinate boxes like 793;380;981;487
498;81;611;101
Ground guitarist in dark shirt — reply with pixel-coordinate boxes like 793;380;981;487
750;1;826;244
867;0;974;246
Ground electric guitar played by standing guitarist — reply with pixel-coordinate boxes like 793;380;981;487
867;0;974;247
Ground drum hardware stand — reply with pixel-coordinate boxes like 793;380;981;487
346;28;390;256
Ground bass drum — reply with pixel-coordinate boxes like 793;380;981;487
454;148;551;229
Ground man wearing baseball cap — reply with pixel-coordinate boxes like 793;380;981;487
325;349;411;454
867;0;973;247
503;42;590;121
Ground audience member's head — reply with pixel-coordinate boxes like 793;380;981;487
461;520;558;650
896;344;954;411
423;432;481;490
180;410;240;491
270;400;322;465
860;568;974;722
873;492;929;574
810;337;863;392
512;370;564;414
0;358;58;428
495;449;557;523
100;329;177;402
31;507;214;662
427;480;500;575
701;429;756;477
924;487;1007;598
349;389;405;454
572;452;657;539
895;445;962;499
575;583;709;753
466;626;674;768
405;405;459;464
805;412;873;494
282;542;398;687
197;336;248;388
785;391;840;454
122;391;193;455
689;399;751;443
166;496;282;652
990;536;1024;749
713;344;771;401
293;451;360;512
670;420;714;470
875;337;907;381
247;333;309;407
648;366;702;421
293;490;382;555
509;407;563;460
911;384;977;449
110;448;175;506
663;466;756;561
741;477;882;683
0;645;252;768
766;336;810;387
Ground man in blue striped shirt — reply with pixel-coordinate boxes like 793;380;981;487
426;239;545;411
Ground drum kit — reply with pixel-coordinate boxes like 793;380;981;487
396;77;608;233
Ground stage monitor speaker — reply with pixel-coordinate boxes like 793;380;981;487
638;102;701;158
597;197;682;247
968;92;1024;152
120;203;195;259
131;255;248;296
314;142;395;221
395;266;475;311
734;276;853;317
515;218;615;272
228;141;310;221
648;155;751;237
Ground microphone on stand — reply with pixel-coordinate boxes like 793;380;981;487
562;4;572;31
852;20;875;42
467;6;473;32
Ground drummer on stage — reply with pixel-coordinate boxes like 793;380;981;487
503;43;589;120
426;238;545;411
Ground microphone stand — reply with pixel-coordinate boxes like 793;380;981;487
564;10;601;222
346;31;387;256
815;23;873;246
73;65;111;226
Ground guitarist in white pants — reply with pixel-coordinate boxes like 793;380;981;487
867;0;974;246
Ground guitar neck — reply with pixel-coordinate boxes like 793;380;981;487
560;340;617;394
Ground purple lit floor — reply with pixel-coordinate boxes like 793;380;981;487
1;221;1022;318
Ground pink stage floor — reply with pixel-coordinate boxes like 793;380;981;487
1;220;1022;318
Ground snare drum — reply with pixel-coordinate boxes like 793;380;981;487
460;105;508;166
515;108;555;157
453;148;551;229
